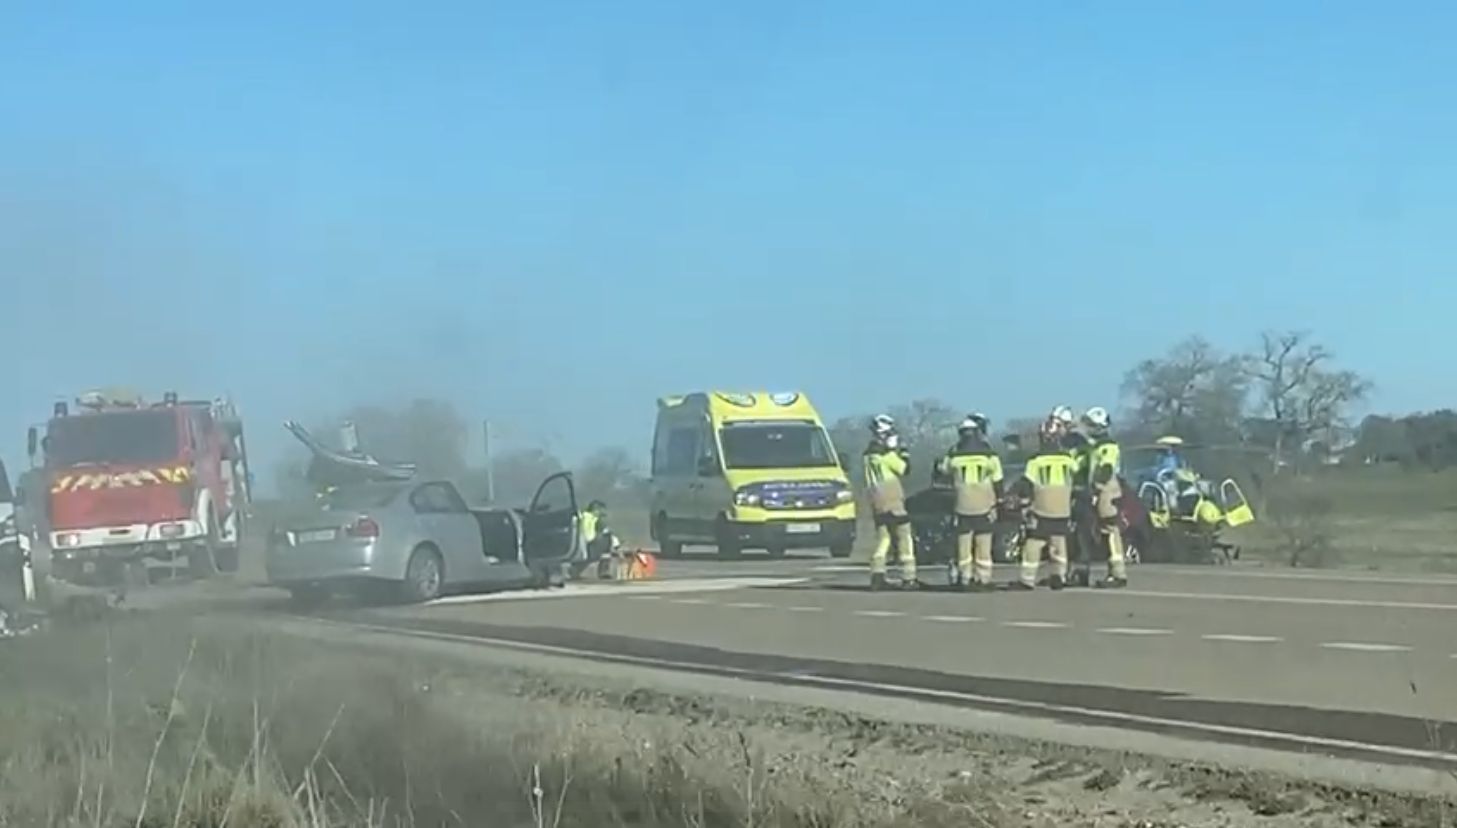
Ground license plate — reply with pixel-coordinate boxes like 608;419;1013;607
297;529;338;543
785;523;820;535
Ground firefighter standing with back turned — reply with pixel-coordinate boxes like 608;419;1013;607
941;413;1003;591
864;415;917;591
1081;407;1129;588
1011;420;1078;590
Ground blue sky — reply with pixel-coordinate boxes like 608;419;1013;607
2;1;1453;480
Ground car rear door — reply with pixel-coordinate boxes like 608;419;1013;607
523;472;579;567
410;483;488;581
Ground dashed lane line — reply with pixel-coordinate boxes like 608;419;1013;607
1097;627;1173;636
854;610;906;618
787;606;824;613
1096;589;1457;612
725;602;770;609
923;615;983;623
1001;621;1068;629
1202;634;1284;643
1320;642;1414;653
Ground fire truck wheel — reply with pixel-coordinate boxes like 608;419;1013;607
215;546;240;574
187;545;220;579
123;561;150;589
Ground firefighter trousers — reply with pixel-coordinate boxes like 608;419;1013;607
1095;490;1127;580
870;515;916;582
1020;535;1068;586
954;512;995;585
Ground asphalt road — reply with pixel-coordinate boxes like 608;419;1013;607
305;554;1457;769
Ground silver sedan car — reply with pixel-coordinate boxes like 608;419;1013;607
265;474;582;604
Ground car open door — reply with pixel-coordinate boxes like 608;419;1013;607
1219;479;1255;528
1138;482;1171;529
523;472;579;567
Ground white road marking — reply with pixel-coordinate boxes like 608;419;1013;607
924;615;983;623
627;595;661;602
672;598;712;605
725;602;770;609
1097;627;1173;636
1202;634;1283;643
1002;621;1067;629
787;606;824;613
1320;642;1413;653
309;617;1457;768
426;576;806;606
1096;589;1457;612
855;610;906;618
1155;567;1457;587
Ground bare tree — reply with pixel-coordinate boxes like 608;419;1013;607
575;447;640;503
1245;331;1371;468
888;398;960;450
1121;337;1247;442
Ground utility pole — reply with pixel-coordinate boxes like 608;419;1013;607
482;419;495;503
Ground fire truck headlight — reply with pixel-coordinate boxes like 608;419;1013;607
56;532;81;548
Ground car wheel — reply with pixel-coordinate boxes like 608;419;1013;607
288;584;329;609
400;546;445;603
829;542;853;559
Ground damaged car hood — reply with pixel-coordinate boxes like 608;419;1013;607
284;420;417;486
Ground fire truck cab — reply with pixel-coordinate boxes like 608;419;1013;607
28;388;252;583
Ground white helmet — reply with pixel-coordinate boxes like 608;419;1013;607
870;414;896;436
1050;405;1075;426
1083;406;1111;431
959;412;990;434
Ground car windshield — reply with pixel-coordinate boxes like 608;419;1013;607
320;484;403;509
719;421;838;470
45;411;178;467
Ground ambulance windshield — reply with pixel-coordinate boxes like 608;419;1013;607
719;421;837;470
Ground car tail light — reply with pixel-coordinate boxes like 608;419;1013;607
346;517;380;539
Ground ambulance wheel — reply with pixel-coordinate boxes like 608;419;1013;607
830;542;853;559
654;514;683;558
766;544;787;559
715;518;742;559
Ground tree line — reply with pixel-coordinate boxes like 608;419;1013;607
272;328;1451;506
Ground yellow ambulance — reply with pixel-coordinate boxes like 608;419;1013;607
650;391;856;559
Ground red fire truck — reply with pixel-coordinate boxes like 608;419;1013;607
27;389;252;584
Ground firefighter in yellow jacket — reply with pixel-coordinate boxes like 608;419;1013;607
1010;422;1078;590
940;413;1003;591
864;414;916;590
1080;407;1128;588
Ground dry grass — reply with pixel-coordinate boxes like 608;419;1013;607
0;614;887;828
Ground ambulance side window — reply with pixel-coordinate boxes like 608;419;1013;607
664;427;699;475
